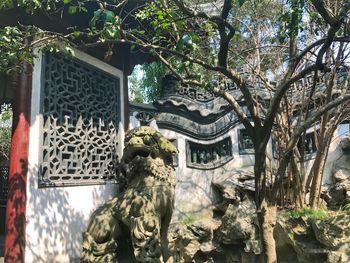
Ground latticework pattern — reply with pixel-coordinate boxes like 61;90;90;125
40;52;120;186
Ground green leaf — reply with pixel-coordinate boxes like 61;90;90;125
105;28;115;38
90;9;102;27
63;0;71;4
104;10;115;23
79;6;88;13
72;31;81;38
238;0;246;6
68;5;77;14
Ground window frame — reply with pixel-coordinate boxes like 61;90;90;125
186;137;233;170
238;129;255;155
38;51;122;187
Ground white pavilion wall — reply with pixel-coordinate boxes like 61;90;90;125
25;50;125;262
303;123;350;187
130;113;349;220
159;127;271;219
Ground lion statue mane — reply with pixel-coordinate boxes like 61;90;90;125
81;126;178;263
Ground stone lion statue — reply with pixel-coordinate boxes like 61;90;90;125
81;126;178;263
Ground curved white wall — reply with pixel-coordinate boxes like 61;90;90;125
157;124;266;220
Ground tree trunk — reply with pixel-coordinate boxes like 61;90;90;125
310;143;324;208
254;149;277;263
309;124;336;207
258;200;277;263
291;154;304;208
310;113;329;208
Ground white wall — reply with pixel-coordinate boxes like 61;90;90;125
157;125;262;220
161;124;350;219
320;123;349;186
25;50;125;263
132;115;349;220
297;123;350;188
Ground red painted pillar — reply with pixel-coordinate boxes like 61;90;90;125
5;63;32;263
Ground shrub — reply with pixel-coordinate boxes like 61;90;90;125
341;202;350;212
284;207;329;220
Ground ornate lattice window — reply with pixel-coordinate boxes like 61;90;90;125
186;138;233;169
39;52;121;187
238;129;254;154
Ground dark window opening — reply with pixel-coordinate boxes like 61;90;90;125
168;139;178;167
298;131;318;156
238;129;254;154
186;137;233;169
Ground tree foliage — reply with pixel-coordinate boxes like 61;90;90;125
0;108;12;161
129;61;168;103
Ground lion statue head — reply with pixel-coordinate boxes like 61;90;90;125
120;126;178;189
122;126;177;164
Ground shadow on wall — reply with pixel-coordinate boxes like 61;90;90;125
4;159;27;262
174;163;255;219
174;168;215;219
26;163;116;262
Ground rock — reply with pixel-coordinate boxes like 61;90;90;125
217;194;261;254
312;213;350;249
325;136;350;209
212;181;240;213
275;216;329;263
325;185;348;208
187;220;213;241
276;213;350;263
327;251;343;263
200;241;216;254
332;156;350;183
169;218;220;262
339;136;350;152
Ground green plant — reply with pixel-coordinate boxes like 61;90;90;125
0;127;11;160
0;108;12;160
180;214;198;225
284;207;329;220
341;202;350;212
129;61;168;103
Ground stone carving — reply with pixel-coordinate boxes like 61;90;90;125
41;52;120;186
81;126;178;263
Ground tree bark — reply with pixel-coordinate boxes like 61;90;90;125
291;154;304;208
309;143;325;208
309;122;337;207
254;147;277;263
258;200;277;263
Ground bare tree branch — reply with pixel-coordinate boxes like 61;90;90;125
311;0;341;27
271;92;350;200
